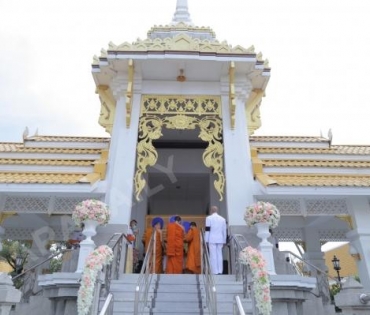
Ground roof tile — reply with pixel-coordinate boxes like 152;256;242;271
266;174;370;187
0;172;93;184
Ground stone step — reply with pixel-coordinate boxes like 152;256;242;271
153;292;203;301
109;274;247;315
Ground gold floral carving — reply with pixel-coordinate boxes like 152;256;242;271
106;33;257;56
126;59;134;128
134;95;225;201
142;96;221;116
97;85;116;134
198;117;225;201
134;116;163;200
246;89;264;135
229;62;236;129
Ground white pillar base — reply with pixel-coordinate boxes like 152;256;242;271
255;222;276;275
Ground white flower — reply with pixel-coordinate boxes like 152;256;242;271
77;245;114;315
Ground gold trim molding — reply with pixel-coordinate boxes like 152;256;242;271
126;59;134;128
229;62;236;129
134;95;225;201
105;33;257;56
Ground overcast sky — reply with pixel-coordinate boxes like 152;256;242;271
1;0;370;144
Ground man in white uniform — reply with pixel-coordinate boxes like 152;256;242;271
205;205;227;274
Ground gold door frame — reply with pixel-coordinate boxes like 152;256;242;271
134;95;225;201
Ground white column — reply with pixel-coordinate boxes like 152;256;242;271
220;78;254;225
347;197;370;290
105;76;142;225
302;228;327;275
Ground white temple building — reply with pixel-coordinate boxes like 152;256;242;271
0;1;370;314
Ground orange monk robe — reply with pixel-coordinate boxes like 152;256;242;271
184;227;201;274
166;222;184;274
143;227;163;274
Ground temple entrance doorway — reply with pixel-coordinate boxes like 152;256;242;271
147;172;210;216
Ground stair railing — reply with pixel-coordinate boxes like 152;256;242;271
134;230;156;315
228;234;250;298
12;248;76;302
233;295;246;315
90;232;131;315
281;250;339;305
200;230;217;315
98;292;114;315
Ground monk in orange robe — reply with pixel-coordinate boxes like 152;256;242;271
165;215;185;274
143;217;164;274
184;222;201;274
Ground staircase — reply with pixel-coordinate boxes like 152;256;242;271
108;273;252;315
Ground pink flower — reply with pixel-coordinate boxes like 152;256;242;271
239;246;272;315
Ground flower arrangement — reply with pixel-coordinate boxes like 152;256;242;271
77;245;114;315
244;201;280;228
72;199;110;226
239;246;272;315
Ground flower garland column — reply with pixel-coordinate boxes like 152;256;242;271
244;201;280;275
239;246;272;315
72;200;110;273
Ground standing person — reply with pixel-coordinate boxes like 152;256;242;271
205;206;227;275
143;217;164;274
165;215;185;274
184;222;201;274
129;219;139;248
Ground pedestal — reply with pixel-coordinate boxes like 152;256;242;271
76;220;100;273
255;222;276;275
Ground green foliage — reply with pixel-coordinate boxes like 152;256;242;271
49;256;63;273
330;283;341;299
0;240;29;273
330;284;342;313
48;241;68;273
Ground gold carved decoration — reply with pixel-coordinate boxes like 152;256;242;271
126;59;134;128
106;33;257;56
246;89;264;135
0;212;16;225
134;116;163;200
97;85;116;134
134;95;225;201
336;215;354;230
229;62;236;130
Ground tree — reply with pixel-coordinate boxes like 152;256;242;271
0;240;29;275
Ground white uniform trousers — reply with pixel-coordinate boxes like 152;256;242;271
209;243;223;274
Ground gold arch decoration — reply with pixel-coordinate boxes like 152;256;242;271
134;95;225;201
